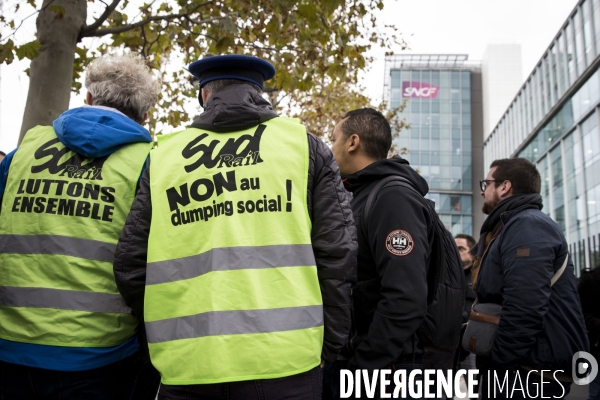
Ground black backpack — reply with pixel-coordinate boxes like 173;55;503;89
361;175;466;353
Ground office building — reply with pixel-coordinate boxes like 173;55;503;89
384;54;485;236
484;0;600;273
481;43;524;139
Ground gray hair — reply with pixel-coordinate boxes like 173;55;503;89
203;79;262;96
85;55;160;122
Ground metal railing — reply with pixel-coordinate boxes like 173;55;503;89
569;234;600;276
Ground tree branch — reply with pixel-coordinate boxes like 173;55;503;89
146;31;162;55
81;2;214;38
80;0;122;37
178;22;218;43
140;24;149;56
1;0;58;43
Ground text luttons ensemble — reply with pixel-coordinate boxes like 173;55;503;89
10;179;116;222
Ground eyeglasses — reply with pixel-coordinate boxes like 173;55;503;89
480;179;503;192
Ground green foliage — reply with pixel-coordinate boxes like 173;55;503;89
71;45;95;92
89;0;402;134
15;40;40;60
1;0;406;138
0;39;15;64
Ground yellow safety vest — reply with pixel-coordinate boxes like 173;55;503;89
0;126;151;347
146;117;323;385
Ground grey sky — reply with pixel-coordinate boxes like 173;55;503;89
362;0;579;103
0;0;580;152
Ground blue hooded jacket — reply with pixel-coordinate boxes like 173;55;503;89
0;106;151;371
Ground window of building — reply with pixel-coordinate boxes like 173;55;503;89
582;113;600;169
462;112;471;127
391;70;401;87
462;165;472;189
572;67;600;122
582;0;596;64
430;165;440;189
550;46;558;103
593;0;600;54
574;10;586;74
441;113;452;127
532;70;541;124
452;101;461;114
441;101;451;114
587;183;600;236
551;145;566;232
540;58;548;114
431;70;440;86
538;156;551;216
565;22;578;84
452;115;460;127
557;34;568;96
462;87;470;101
450;195;461;211
452;128;461;140
451;89;461;101
451;215;462;236
451;71;460;88
564;132;584;242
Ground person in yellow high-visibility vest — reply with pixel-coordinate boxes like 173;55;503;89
114;54;358;399
0;55;161;399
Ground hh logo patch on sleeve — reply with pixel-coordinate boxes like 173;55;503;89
386;230;414;256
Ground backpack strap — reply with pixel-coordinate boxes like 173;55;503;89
360;176;446;305
550;254;569;286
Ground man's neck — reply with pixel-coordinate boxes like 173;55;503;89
348;156;379;175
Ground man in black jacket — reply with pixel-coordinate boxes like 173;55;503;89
113;55;357;399
473;158;588;399
329;108;434;394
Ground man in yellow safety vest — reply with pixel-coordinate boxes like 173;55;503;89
0;55;161;398
114;54;358;399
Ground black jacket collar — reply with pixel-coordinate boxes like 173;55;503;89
191;84;278;133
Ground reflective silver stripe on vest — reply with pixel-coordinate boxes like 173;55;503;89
146;305;323;344
0;286;132;314
0;234;116;263
146;244;316;285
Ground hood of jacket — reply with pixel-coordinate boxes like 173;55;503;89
342;155;429;196
52;106;152;158
191;84;278;133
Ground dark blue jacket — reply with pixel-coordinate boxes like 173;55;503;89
476;204;588;371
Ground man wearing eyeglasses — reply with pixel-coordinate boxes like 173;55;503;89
470;158;588;399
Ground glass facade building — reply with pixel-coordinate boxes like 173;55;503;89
484;0;600;273
384;55;484;236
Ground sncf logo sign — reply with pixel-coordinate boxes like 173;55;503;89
402;81;439;99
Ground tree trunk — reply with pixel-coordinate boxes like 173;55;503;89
18;0;87;144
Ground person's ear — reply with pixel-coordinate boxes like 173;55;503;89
201;88;210;107
500;180;513;197
347;134;360;153
86;92;93;105
141;112;149;124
